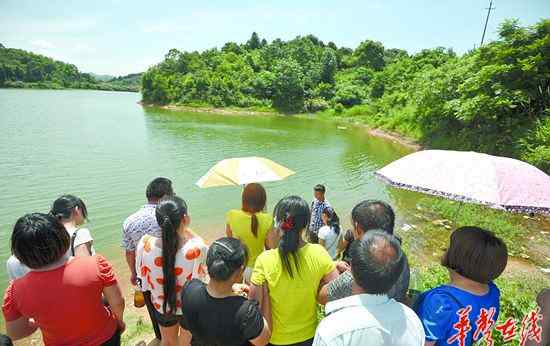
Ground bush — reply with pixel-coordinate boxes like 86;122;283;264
334;103;344;114
304;98;330;112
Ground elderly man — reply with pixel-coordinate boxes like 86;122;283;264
313;231;424;346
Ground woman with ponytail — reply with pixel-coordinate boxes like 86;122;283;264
226;183;274;283
136;196;208;346
249;196;339;346
179;237;271;346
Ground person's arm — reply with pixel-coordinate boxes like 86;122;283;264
317;269;339;305
74;241;93;257
525;288;550;346
249;286;272;346
336;236;348;258
250;317;271;346
103;283;126;333
5;317;38;340
318;239;326;248
226;224;233;238
125;250;137;285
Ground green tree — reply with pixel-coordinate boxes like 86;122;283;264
246;32;261;50
353;40;385;71
272;58;305;113
320;48;337;84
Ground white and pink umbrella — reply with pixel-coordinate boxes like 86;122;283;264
375;150;550;215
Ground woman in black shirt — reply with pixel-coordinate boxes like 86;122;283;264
180;237;271;346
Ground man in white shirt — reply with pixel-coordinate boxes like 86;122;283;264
313;231;425;346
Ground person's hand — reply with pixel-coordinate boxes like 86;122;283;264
233;283;250;297
335;261;350;273
130;272;137;286
117;319;126;334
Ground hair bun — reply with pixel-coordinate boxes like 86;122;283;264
209;258;231;279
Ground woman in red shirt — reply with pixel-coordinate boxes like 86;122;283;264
2;213;125;346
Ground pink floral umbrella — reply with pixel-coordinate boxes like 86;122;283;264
375;150;550;215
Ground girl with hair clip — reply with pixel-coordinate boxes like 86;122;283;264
226;183;275;284
249;196;339;346
135;196;208;346
180;237;272;346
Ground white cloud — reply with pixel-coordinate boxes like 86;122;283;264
30;39;54;49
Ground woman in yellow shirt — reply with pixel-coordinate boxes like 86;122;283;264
249;196;339;346
226;183;274;283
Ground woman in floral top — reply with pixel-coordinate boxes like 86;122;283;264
136;196;208;345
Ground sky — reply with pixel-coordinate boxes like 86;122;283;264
1;0;549;76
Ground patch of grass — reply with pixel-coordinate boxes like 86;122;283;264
121;315;154;345
416;198;529;258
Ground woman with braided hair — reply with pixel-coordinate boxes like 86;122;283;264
135;196;208;346
249;196;339;346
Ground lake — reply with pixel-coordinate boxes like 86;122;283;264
0;88;417;296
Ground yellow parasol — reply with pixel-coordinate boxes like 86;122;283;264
196;157;295;188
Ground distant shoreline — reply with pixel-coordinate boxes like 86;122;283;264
140;102;422;150
0;84;139;93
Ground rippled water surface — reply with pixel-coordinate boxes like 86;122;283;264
0;89;415;292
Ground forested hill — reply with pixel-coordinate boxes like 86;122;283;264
0;46;140;92
142;19;550;172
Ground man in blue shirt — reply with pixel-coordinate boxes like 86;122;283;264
308;184;330;243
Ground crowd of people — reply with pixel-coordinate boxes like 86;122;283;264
2;177;549;346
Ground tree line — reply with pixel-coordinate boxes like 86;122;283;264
0;46;140;92
142;19;549;172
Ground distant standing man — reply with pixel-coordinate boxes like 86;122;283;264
308;184;331;243
122;177;174;342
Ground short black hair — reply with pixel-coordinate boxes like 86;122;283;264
442;226;508;284
11;213;70;269
351;200;395;234
207;237;248;281
146;177;174;201
350;230;404;294
314;184;326;193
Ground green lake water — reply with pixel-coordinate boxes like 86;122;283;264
0;88;418;302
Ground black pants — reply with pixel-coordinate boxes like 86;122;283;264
101;329;121;346
144;291;162;340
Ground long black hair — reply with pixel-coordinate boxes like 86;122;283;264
322;207;340;235
155;196;187;315
274;195;310;278
207;237;248;281
50;195;88;221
